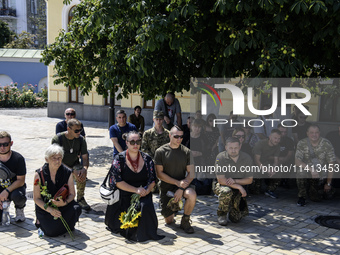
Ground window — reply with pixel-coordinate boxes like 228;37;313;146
31;0;38;14
105;87;121;106
319;95;340;122
69;87;84;103
68;6;75;24
143;99;155;109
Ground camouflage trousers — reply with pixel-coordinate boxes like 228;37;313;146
213;183;249;222
76;179;86;200
296;178;335;201
249;178;280;194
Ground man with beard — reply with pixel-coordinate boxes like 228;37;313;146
252;129;282;198
0;131;27;222
295;125;336;206
214;137;253;226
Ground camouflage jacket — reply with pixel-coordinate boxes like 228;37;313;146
141;127;170;159
295;137;336;165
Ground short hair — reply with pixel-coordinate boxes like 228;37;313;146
116;109;126;116
307;124;320;132
277;123;287;129
45;144;64;160
122;130;142;141
270;129;282;135
134;105;142;111
0;131;11;141
232;128;245;137
170;125;183;134
67;118;81;128
225;137;240;145
206;113;216;122
65;108;75;114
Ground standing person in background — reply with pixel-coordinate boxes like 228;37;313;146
154;92;182;130
109;110;137;157
56;108;86;137
128;106;145;134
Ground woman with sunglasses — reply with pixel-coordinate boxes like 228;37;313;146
105;131;164;242
232;128;252;156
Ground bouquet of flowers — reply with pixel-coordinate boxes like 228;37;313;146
34;178;74;240
119;194;141;229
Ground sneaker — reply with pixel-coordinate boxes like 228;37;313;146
77;197;91;211
297;197;306;206
217;215;228;226
15;208;26;222
180;215;194;234
265;190;278;199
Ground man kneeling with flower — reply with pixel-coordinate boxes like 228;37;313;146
33;144;82;237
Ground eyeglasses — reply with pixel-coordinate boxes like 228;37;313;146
72;128;83;134
66;112;76;116
173;135;184;139
128;139;142;145
0;142;10;147
234;135;245;139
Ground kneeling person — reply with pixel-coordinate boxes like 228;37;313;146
214;137;253;226
154;126;197;234
52;119;90;210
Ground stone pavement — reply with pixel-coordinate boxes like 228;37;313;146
0;108;339;255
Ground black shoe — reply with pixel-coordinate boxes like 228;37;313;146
297;197;306;206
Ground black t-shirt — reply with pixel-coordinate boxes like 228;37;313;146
279;136;295;158
292;122;310;141
1;151;26;182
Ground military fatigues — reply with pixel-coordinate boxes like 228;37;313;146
295;137;336;200
141;127;170;159
213;151;253;222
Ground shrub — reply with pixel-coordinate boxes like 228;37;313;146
0;83;47;108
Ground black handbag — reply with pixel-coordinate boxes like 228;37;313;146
0;162;16;180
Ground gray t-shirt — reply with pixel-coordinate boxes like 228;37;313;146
154;143;192;190
154;98;181;124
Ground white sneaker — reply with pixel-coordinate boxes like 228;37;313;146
15;208;26;222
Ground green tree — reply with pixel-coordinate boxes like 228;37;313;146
5;31;36;49
0;20;12;48
42;0;340;100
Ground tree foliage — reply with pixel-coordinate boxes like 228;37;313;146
42;0;340;100
5;31;36;49
0;20;12;48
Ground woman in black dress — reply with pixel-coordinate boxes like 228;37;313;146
33;144;81;237
105;131;164;242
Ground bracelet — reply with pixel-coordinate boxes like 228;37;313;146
5;188;10;193
179;187;185;191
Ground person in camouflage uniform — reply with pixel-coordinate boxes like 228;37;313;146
141;111;170;159
141;111;170;193
295;124;336;206
214;137;253;226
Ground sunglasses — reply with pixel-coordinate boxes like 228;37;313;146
173;135;184;139
128;139;142;145
234;135;245;139
66;112;76;116
73;128;83;134
0;142;10;147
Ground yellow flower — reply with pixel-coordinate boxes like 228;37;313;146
131;211;141;222
119;212;126;224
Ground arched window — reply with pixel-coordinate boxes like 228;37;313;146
68;5;75;24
